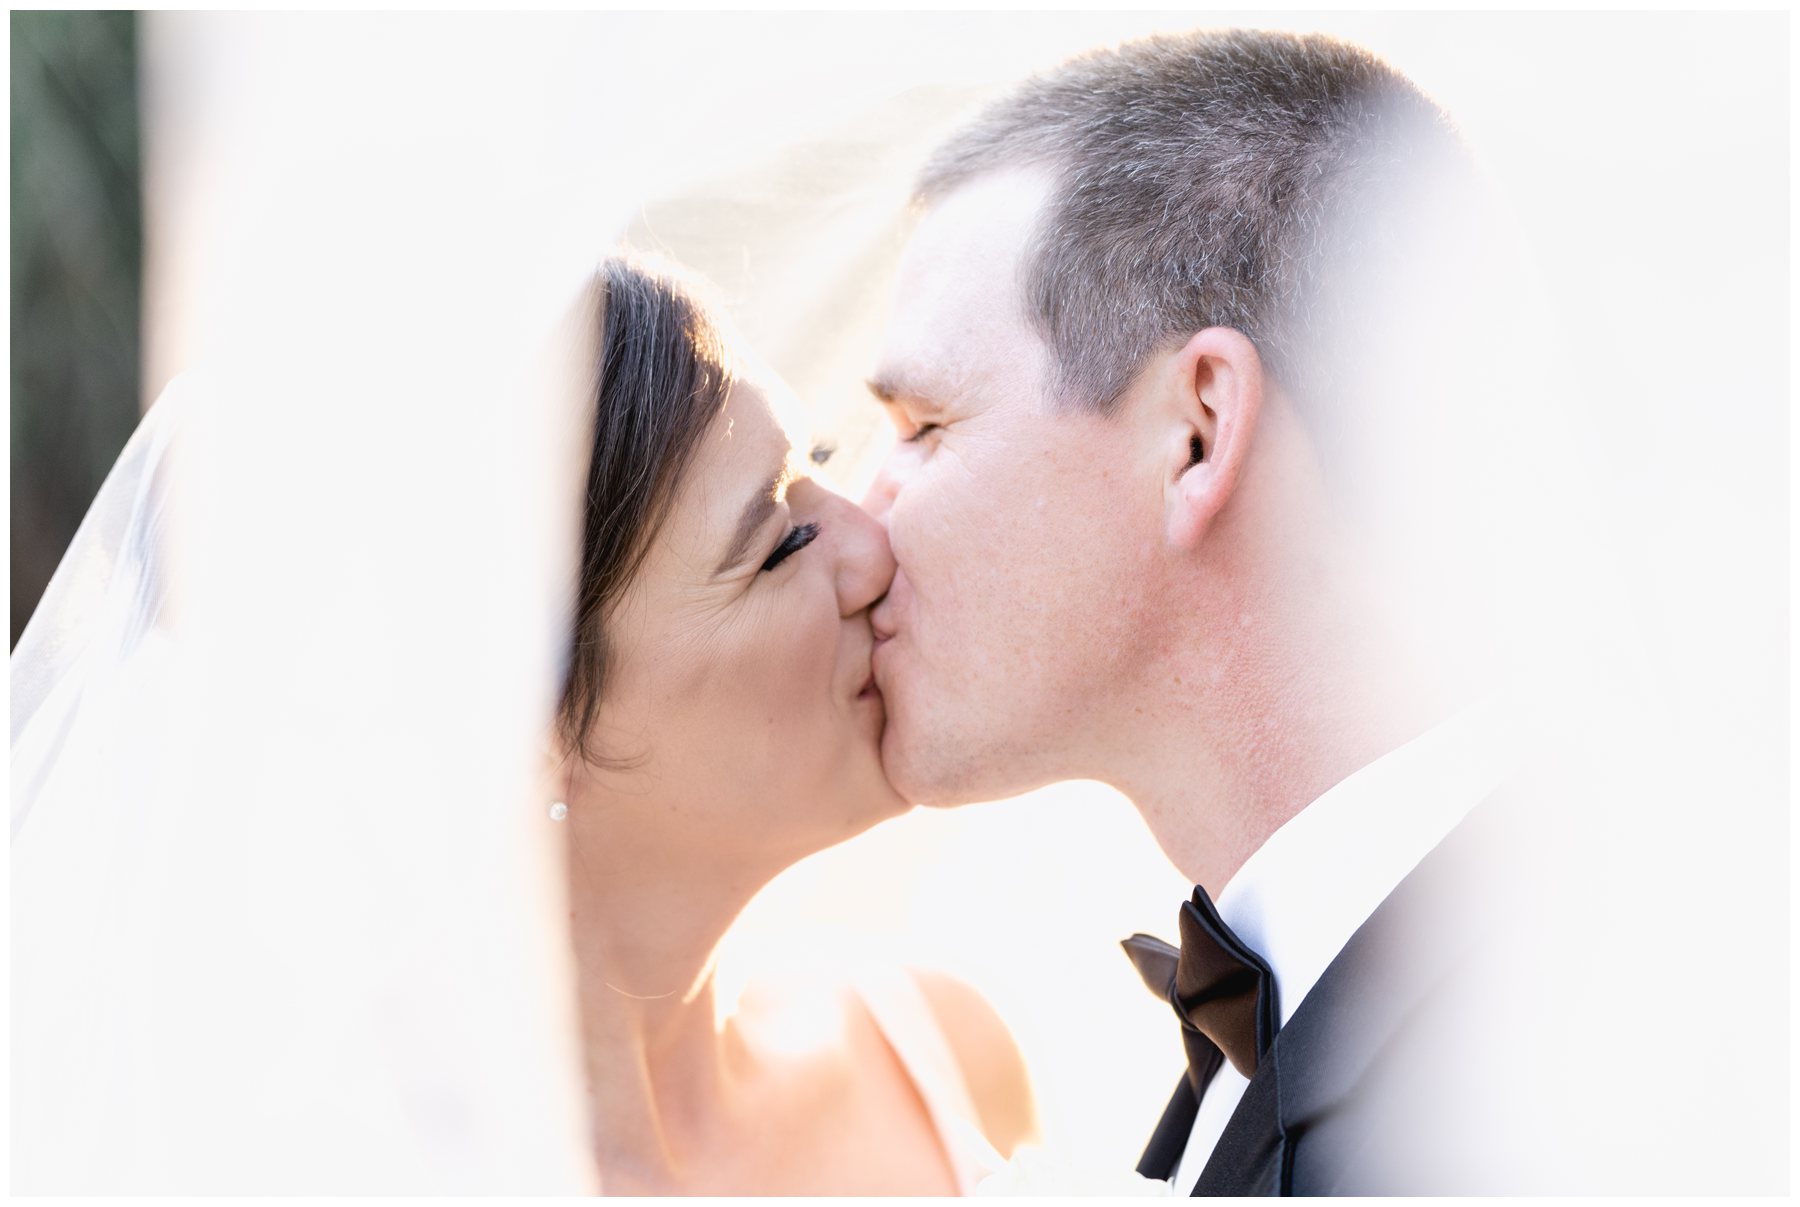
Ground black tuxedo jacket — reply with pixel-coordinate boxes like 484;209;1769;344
1137;792;1532;1195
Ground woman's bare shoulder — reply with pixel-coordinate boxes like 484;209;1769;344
731;962;867;1059
909;968;1040;1158
732;960;1039;1158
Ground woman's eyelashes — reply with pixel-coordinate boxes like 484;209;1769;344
760;522;821;573
904;422;941;444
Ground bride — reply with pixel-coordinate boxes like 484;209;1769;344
552;259;1036;1193
9;253;1036;1194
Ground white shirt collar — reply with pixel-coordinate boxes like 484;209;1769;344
1213;699;1513;1027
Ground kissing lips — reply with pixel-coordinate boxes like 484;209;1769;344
867;634;894;692
854;662;884;734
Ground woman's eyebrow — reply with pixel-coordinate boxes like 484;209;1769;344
714;460;789;576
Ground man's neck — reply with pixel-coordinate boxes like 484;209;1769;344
1105;598;1469;896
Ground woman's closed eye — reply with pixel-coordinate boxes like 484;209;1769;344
761;522;821;573
904;422;941;444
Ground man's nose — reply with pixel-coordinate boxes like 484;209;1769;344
861;451;904;525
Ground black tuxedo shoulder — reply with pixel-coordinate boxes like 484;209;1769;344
1191;791;1523;1195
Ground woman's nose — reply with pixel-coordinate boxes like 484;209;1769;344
829;491;896;617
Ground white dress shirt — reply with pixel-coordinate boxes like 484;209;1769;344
1170;702;1511;1195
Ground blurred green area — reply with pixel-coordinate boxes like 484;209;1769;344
11;10;142;647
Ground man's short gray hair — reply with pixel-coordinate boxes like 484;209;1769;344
919;29;1466;416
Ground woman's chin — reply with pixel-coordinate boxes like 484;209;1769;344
754;761;909;873
855;762;915;828
839;753;915;838
847;690;912;816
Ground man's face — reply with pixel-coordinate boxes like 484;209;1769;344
866;170;1168;806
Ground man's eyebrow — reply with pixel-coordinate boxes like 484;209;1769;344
865;374;903;404
865;372;946;414
714;461;789;576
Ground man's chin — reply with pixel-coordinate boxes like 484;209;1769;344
878;726;1001;810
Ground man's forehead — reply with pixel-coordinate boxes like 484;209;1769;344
893;178;1043;314
877;168;1054;406
874;302;1050;416
909;166;1053;263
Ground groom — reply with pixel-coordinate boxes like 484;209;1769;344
864;30;1551;1194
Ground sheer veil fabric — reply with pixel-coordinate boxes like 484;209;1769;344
7;13;623;1193
11;179;602;1201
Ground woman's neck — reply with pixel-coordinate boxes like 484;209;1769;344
564;828;779;1191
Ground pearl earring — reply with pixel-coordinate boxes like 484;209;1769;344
549;801;568;822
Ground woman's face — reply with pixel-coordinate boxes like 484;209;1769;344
572;380;905;867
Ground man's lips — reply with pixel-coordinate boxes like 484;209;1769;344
870;599;897;644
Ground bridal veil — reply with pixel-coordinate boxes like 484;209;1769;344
11;17;604;1177
12;352;600;1196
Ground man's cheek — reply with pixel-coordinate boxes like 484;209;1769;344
883;495;924;570
898;498;967;573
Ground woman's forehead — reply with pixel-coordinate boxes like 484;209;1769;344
701;382;794;495
655;382;795;565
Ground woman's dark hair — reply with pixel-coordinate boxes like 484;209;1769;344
558;257;736;762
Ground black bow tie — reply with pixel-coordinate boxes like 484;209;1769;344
1122;885;1281;1084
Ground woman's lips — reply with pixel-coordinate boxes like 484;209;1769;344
867;635;892;691
858;638;887;701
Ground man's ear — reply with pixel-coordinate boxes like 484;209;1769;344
1159;328;1265;552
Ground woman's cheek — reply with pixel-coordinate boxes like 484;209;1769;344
786;584;841;709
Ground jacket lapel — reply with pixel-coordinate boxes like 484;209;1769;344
1187;791;1517;1194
